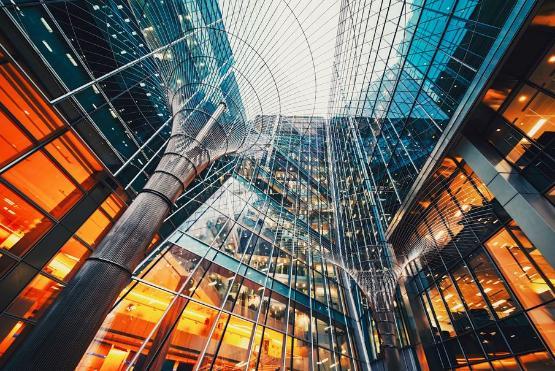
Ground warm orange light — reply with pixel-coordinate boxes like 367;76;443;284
548;55;555;64
518;95;528;102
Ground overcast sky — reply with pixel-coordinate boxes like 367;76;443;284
218;0;342;118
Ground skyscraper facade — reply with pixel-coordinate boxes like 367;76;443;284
0;0;553;370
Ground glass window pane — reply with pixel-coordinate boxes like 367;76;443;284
490;357;518;370
45;132;102;190
213;315;253;368
467;251;519;318
44;237;89;281
0;315;31;364
428;286;455;338
139;244;201;292
77;283;174;370
317;346;333;370
266;292;288;331
2;151;82;218
292;338;311;370
155;301;218;369
100;194;125;219
76;208;111;247
499;314;543;354
0;183;52;256
192;263;234;307
257;327;284;368
0;63;63;140
438;274;471;334
230;278;262;321
198;313;230;369
527;302;555;355
518;351;555;370
451;265;494;327
0;110;32;166
503;85;555;142
294;305;311;342
485;228;554;308
6;273;63;320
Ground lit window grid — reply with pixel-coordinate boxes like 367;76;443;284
103;116;364;369
401;161;555;368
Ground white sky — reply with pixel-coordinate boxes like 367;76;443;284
218;0;342;118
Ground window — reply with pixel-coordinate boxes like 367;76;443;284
44;237;89;282
426;286;455;338
518;351;555;370
213;315;253;368
503;85;554;143
2;151;82;218
77;283;175;370
257;327;284;368
75;208;111;247
467;251;519;319
138;244;200;292
484;227;554;308
0;315;29;363
0;110;32;166
0;63;63;140
99;194;124;219
6;273;63;320
451;265;494;327
528;302;555;354
0;183;52;256
192;263;234;307
45;132;102;190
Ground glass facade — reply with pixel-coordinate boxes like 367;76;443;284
0;51;127;363
400;157;555;369
0;0;553;369
76;116;364;370
328;0;531;226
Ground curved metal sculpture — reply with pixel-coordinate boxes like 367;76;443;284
6;49;257;369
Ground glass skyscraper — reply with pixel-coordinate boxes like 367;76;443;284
0;0;553;370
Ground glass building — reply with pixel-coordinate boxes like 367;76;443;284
0;0;553;370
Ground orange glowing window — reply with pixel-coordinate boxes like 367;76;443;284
6;274;63;320
484;227;554;309
528;302;555;355
258;327;284;367
0;109;33;166
45;132;102;190
100;194;125;219
76;208;111;248
44;237;90;282
0;183;52;256
213;315;253;367
0;63;63;140
518;351;555;369
2;150;83;218
77;282;175;370
0;316;28;360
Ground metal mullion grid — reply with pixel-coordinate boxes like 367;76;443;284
229;123;290;369
306;125;339;370
326;120;372;368
278;123;317;369
458;251;526;365
41;4;149;160
355;0;415;122
132;164;262;369
361;1;462;222
191;187;269;370
417;288;452;369
1;8;128;167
